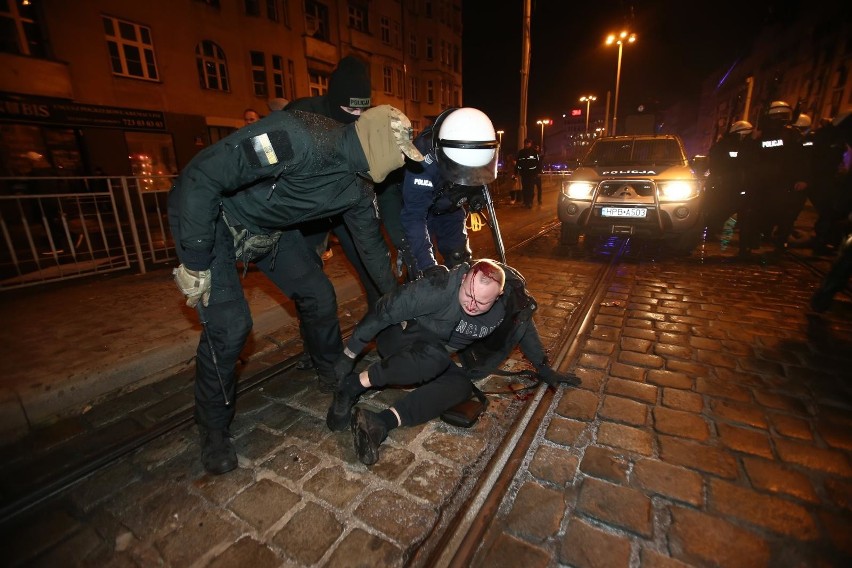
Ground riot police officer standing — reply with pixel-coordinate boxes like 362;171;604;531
740;100;810;256
399;107;499;276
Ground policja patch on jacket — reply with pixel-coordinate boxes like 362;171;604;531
242;130;294;168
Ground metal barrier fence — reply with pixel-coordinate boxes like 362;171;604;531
0;176;177;291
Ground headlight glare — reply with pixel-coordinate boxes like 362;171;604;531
658;180;699;201
564;181;595;200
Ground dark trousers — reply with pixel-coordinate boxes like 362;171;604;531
367;322;472;426
169;210;343;431
520;175;536;207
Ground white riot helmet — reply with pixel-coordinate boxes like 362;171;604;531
433;107;499;186
729;120;753;136
794;113;812;131
767;100;793;122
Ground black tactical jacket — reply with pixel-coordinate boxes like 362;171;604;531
348;262;548;378
170;110;386;274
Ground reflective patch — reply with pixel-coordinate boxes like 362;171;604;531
242;130;293;167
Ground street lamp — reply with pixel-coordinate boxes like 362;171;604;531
606;30;636;136
535;119;551;154
579;95;597;134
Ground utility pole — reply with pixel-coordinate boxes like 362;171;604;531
518;0;531;150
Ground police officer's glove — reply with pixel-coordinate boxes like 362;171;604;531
173;264;211;308
536;366;581;390
333;347;357;383
420;264;449;281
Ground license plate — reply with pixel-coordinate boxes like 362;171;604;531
601;207;647;218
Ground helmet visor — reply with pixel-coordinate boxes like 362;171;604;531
436;140;499;186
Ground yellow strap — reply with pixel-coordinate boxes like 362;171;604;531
467;212;484;232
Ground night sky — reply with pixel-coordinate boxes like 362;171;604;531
461;0;798;151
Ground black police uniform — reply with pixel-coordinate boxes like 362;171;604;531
168;109;395;433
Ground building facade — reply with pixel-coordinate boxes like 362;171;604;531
0;0;463;180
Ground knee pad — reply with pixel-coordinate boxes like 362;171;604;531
447;248;472;267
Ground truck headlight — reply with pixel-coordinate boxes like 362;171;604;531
563;181;595;200
657;180;700;201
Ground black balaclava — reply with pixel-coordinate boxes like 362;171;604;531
328;56;371;124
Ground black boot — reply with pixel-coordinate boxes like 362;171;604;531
326;373;364;431
351;408;387;465
317;372;337;393
200;428;237;475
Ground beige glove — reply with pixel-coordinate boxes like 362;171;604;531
173;264;211;308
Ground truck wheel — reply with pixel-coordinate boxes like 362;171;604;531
560;223;580;245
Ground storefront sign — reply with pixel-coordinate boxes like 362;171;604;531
0;94;166;131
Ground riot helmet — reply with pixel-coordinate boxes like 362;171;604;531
432;107;499;186
729;120;753;137
794;113;812;132
766;100;793;123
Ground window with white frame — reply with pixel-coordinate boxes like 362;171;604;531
250;51;268;97
380;16;390;44
382;65;393;94
391;20;401;48
309;70;329;96
348;2;367;32
195;40;229;91
305;0;329;40
103;15;159;81
272;55;285;98
426;79;434;104
0;0;47;57
266;0;280;21
409;76;419;101
408;32;417;58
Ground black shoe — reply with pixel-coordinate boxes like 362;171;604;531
327;385;359;431
317;373;337;393
351;408;387;466
200;429;237;475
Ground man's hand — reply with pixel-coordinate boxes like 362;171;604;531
537;366;581;390
173;264;211;308
333;348;357;382
421;264;449;281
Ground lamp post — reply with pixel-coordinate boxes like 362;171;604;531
579;95;597;134
496;129;504;170
535;118;551;154
606;31;636;136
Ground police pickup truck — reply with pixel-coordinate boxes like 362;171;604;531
557;134;707;253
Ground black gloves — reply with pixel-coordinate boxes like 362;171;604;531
333;350;356;382
420;264;449;282
536;366;581;390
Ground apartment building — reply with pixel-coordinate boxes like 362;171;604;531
0;0;463;180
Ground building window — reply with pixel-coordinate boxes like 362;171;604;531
382;66;392;94
272;55;285;98
426;80;434;104
245;0;261;17
425;37;433;61
0;0;47;57
409;76;419;102
424;0;433;18
348;3;367;32
288;59;296;99
309;70;329;96
250;51;268;97
195;40;229;91
266;0;280;21
305;0;329;40
391;20;401;48
408;32;417;58
195;0;221;7
380;17;389;44
103;16;159;81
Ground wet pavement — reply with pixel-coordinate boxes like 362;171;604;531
1;184;852;567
